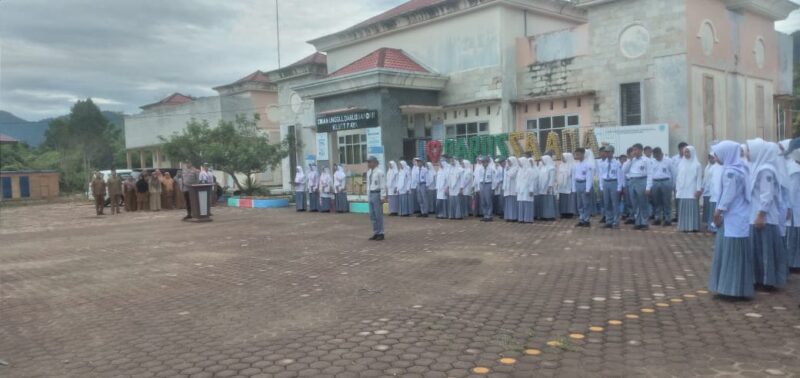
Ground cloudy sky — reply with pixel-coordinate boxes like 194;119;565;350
1;0;799;121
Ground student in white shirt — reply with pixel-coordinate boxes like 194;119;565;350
503;157;519;221
386;161;399;216
573;148;593;227
649;148;674;226
516;157;535;223
675;146;703;232
539;156;557;221
599;146;624;228
708;141;753;299
779;138;800;270
366;156;386;241
294;166;306;212
447;157;464;220
426;161;437;215
624;143;650;230
747;138;788;291
397;160;411;216
475;156;496;222
558;153;577;218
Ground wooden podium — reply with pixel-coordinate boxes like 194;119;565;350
189;184;214;222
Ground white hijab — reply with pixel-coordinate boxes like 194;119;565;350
295;166;305;184
780;139;800;177
747;138;782;195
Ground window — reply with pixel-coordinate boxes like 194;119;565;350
338;132;367;165
620;82;641;126
526;115;579;152
445;122;489;139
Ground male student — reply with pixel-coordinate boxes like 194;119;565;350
624;143;651;230
366;156;386;241
650;147;675;226
572;148;593;227
598;146;624;228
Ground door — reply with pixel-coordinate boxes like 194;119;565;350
19;176;30;198
1;177;11;199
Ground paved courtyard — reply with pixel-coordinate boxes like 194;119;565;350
1;203;799;378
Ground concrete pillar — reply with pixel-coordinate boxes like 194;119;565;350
126;151;132;170
155;150;162;169
152;150;158;169
139;150;145;169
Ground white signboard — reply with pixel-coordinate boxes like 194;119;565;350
592;124;669;155
366;127;385;169
316;132;329;161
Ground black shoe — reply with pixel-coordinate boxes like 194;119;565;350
583;222;591;228
575;222;583;227
635;225;649;230
182;216;192;221
421;214;428;218
604;224;613;229
485;218;493;222
369;234;378;240
374;234;385;241
625;219;635;225
663;221;672;227
653;219;662;226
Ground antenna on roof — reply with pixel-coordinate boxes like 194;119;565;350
275;0;282;68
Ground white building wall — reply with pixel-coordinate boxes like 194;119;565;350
124;97;222;150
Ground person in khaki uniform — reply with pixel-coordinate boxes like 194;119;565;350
149;170;162;211
123;176;136;212
90;172;106;215
161;172;174;210
106;170;123;215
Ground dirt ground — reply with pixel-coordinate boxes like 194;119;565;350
1;202;799;377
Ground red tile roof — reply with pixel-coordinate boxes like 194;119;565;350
349;0;449;30
140;92;194;110
0;133;19;144
329;48;429;77
285;52;327;68
232;70;271;84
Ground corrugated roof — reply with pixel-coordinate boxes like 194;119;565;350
0;133;19;143
329;48;429;77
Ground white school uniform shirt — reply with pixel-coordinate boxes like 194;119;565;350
425;163;436;189
410;165;420;189
516;159;534;202
625;156;651;190
597;158;624;192
447;162;463;195
572;160;593;193
649;157;674;181
503;158;519;196
708;164;723;203
702;163;714;197
747;139;783;226
461;162;475;196
306;167;319;193
397;161;411;194
557;153;575;194
493;163;504;193
294;167;306;192
436;163;449;200
319;170;334;199
675;146;703;199
367;167;386;198
386;161;398;195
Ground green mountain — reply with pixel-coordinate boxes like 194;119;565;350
0;110;124;147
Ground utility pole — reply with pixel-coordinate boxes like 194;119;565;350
275;0;281;68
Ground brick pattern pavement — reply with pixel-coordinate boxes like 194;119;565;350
0;204;798;377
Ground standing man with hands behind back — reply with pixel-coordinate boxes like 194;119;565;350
366;156;386;241
181;161;199;220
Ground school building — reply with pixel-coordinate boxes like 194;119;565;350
124;0;796;193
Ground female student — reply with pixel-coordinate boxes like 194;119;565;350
708;141;754;299
387;161;399;216
426;162;437;215
516;157;535;223
398;160;411;216
503;157;519;221
558;153;577;218
318;167;334;213
294;166;306;211
747;138;788;291
436;160;449;219
333;165;349;213
461;160;475;217
676;146;703;232
540;155;558;221
779;140;800;271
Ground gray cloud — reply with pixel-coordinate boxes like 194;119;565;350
0;0;403;120
1;0;798;121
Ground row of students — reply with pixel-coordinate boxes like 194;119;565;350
708;138;800;300
293;164;350;213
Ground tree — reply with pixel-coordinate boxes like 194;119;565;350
160;114;290;192
41;98;124;192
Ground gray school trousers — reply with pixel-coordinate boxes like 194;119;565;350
576;181;591;223
629;177;648;226
602;179;620;226
369;191;384;235
479;182;493;219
